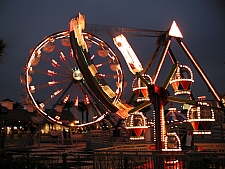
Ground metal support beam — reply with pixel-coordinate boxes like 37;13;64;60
155;94;162;150
162;63;178;89
152;37;172;84
176;38;224;108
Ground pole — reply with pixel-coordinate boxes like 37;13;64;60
0;108;3;149
154;94;162;150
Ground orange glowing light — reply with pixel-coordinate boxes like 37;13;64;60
110;63;120;72
48;81;58;86
69;13;88;51
84;95;90;105
55;116;60;120
97;48;109;57
39;103;45;108
90;54;95;60
50;90;62;98
95;63;103;68
74;96;78;106
115;109;129;119
43;42;55;53
29;86;35;93
51;59;60;67
70;49;74;58
47;70;57;76
97;73;106;77
60;52;66;61
113;34;143;74
63;95;70;103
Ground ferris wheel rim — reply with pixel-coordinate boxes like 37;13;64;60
24;30;124;127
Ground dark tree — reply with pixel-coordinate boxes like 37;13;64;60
13;102;23;109
77;101;87;124
0;39;8;148
63;100;74;111
0;39;7;63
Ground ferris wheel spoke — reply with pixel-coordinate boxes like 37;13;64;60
38;80;74;106
31;67;68;78
28;83;53;91
81;81;109;116
95;73;120;79
69;49;77;69
93;59;112;68
50;83;74;107
59;51;73;71
62;94;71;104
45;80;75;116
52;80;74;98
28;74;72;93
41;53;72;75
49;79;71;86
55;47;73;71
64;84;79;105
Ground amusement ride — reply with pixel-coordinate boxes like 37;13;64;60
21;13;225;150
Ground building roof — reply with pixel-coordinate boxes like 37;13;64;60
3;108;78;124
1;98;13;102
4;109;37;122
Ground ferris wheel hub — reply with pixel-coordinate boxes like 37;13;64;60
72;69;83;81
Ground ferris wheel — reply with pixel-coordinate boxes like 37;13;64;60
22;29;124;127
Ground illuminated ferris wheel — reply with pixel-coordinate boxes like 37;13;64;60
22;29;124;127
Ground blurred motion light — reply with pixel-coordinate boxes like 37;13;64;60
69;13;88;51
113;34;143;74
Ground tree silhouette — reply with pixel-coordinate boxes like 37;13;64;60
0;39;7;63
13;102;23;109
77;101;87;124
0;39;8;148
63;100;74;111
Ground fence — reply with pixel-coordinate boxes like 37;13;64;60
0;150;93;169
1;148;225;169
93;150;225;169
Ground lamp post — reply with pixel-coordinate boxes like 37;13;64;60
0;105;8;149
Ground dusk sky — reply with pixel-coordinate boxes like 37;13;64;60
0;1;225;104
